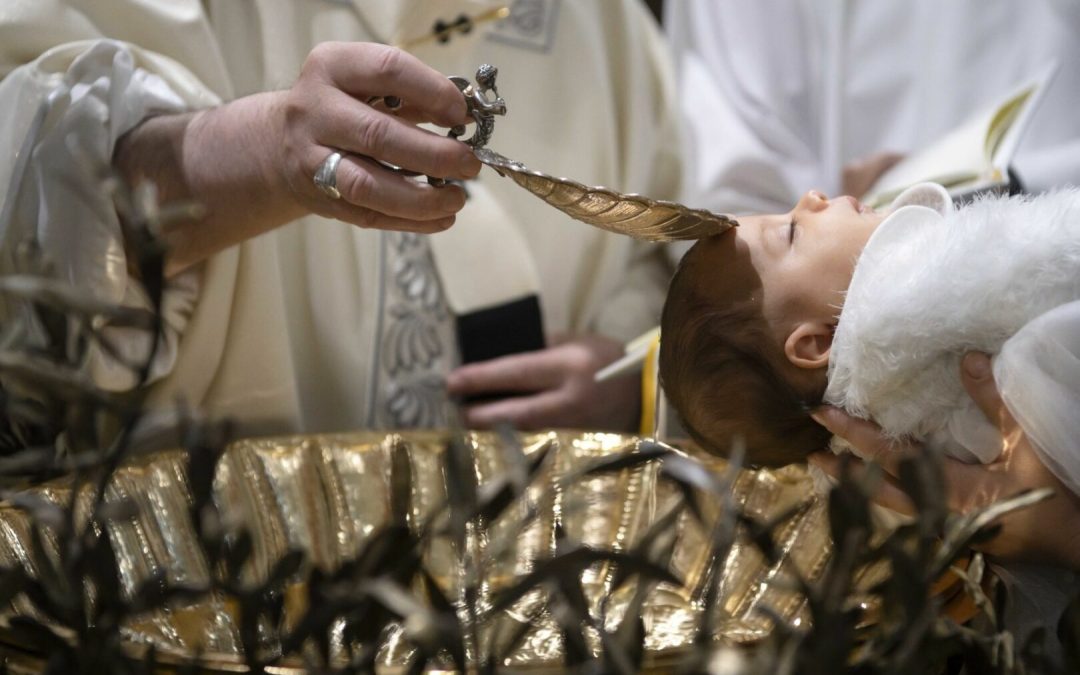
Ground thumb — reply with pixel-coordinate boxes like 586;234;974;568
960;351;1015;433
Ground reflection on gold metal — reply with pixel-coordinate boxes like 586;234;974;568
0;431;896;672
476;148;738;241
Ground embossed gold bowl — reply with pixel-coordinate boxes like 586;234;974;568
0;431;900;671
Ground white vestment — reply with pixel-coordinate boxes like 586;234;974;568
665;0;1080;216
0;0;681;436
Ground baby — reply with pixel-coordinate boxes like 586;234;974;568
660;183;1080;472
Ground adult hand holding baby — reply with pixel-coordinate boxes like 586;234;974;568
810;352;1080;570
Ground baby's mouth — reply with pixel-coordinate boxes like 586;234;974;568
841;195;867;213
849;196;874;214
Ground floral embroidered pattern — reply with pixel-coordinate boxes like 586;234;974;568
373;232;456;429
382;306;443;375
383;375;448;429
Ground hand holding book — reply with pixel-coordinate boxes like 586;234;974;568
864;62;1059;208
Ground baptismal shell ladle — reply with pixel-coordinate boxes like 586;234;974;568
446;65;738;242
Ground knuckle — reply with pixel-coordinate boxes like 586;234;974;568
357;114;390;155
281;96;307;133
338;164;377;206
371;45;405;79
436;185;466;211
453;372;474;390
564;347;594;372
303;42;335;73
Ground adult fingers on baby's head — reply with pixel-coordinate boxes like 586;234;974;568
938;454;1005;516
960;351;1019;440
809;407;911;477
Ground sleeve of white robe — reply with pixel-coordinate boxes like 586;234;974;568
0;5;222;391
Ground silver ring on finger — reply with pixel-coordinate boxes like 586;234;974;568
314;150;344;200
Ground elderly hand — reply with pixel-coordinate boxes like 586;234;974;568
115;42;481;275
446;334;640;432
809;352;1080;569
272;42;480;230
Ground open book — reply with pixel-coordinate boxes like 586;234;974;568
865;62;1059;208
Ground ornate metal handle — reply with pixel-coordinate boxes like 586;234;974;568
428;65;507;186
365;65;506;187
447;64;507;150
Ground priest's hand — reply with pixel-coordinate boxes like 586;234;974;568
114;42;480;276
270;42;480;230
446;334;640;432
809;352;1080;570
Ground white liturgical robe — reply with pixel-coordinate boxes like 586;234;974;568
666;0;1080;215
0;0;682;436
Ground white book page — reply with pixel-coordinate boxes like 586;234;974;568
869;109;994;197
865;61;1059;206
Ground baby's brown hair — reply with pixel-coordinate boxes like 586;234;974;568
659;235;830;467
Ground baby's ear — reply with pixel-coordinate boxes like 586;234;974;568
784;321;833;369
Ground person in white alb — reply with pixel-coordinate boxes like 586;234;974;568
0;0;682;437
664;0;1080;216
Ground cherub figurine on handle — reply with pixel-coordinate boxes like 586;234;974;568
449;64;507;150
424;65;508;187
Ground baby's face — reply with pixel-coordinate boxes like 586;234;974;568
694;190;885;337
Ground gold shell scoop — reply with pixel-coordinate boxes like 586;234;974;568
450;65;737;242
475;147;736;242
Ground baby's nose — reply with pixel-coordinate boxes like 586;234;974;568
797;190;829;211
